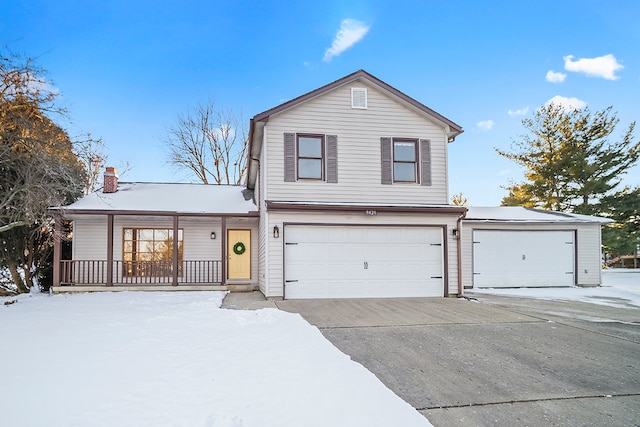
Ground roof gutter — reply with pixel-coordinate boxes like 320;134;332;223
266;201;467;215
47;207;260;218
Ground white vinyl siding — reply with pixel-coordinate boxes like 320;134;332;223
264;82;449;205
576;224;604;286
72;218;108;260
258;209;268;294
258;143;268;294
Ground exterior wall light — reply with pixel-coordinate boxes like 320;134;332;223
210;232;216;240
452;229;459;238
273;226;280;238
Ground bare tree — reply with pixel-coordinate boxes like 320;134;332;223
1;51;84;231
166;101;248;184
1;50;84;293
451;192;468;206
73;133;110;195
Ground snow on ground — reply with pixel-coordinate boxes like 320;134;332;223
0;291;431;427
470;269;640;308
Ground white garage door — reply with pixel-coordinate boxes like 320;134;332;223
284;226;444;299
473;230;575;288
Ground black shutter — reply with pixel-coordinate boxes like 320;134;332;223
284;133;295;182
420;139;431;186
381;137;392;184
326;135;338;183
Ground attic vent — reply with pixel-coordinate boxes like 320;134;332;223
351;87;367;109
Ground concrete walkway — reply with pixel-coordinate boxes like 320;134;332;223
220;291;278;310
222;291;640;426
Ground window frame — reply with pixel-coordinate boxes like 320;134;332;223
296;133;325;180
392;138;419;183
122;227;184;278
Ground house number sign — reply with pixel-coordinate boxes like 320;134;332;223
365;210;377;216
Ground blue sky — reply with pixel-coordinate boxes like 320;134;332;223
3;0;639;205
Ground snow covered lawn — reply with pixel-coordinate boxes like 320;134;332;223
470;269;640;308
1;291;430;427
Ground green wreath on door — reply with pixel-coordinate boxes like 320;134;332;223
233;241;246;255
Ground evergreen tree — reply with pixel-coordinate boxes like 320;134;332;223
598;187;640;261
497;103;638;212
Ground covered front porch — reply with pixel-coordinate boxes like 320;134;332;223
49;180;259;293
51;213;258;293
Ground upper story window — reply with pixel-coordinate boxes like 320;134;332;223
381;137;431;186
284;133;338;183
297;134;324;179
393;139;418;182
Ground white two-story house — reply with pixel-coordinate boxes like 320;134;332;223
246;69;466;299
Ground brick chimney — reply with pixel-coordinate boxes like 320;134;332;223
103;167;119;193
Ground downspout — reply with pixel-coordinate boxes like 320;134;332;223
456;210;467;297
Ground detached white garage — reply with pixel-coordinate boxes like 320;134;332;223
461;207;612;289
284;225;444;299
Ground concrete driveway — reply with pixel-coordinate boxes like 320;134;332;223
274;295;640;427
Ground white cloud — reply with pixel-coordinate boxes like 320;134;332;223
507;107;529;117
477;120;494;131
322;19;370;63
546;95;587;111
563;54;623;80
545;70;566;83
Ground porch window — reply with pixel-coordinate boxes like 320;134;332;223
123;228;184;277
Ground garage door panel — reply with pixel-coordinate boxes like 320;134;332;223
285;279;443;299
473;230;574;288
284;226;443;299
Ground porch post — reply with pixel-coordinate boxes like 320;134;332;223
221;216;227;285
106;214;114;286
52;215;62;287
172;215;179;286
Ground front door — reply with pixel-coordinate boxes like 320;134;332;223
227;229;251;280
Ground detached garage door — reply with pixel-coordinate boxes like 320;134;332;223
284;226;443;299
473;230;575;288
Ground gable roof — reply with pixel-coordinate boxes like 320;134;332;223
252;69;463;133
50;183;258;217
247;69;464;189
